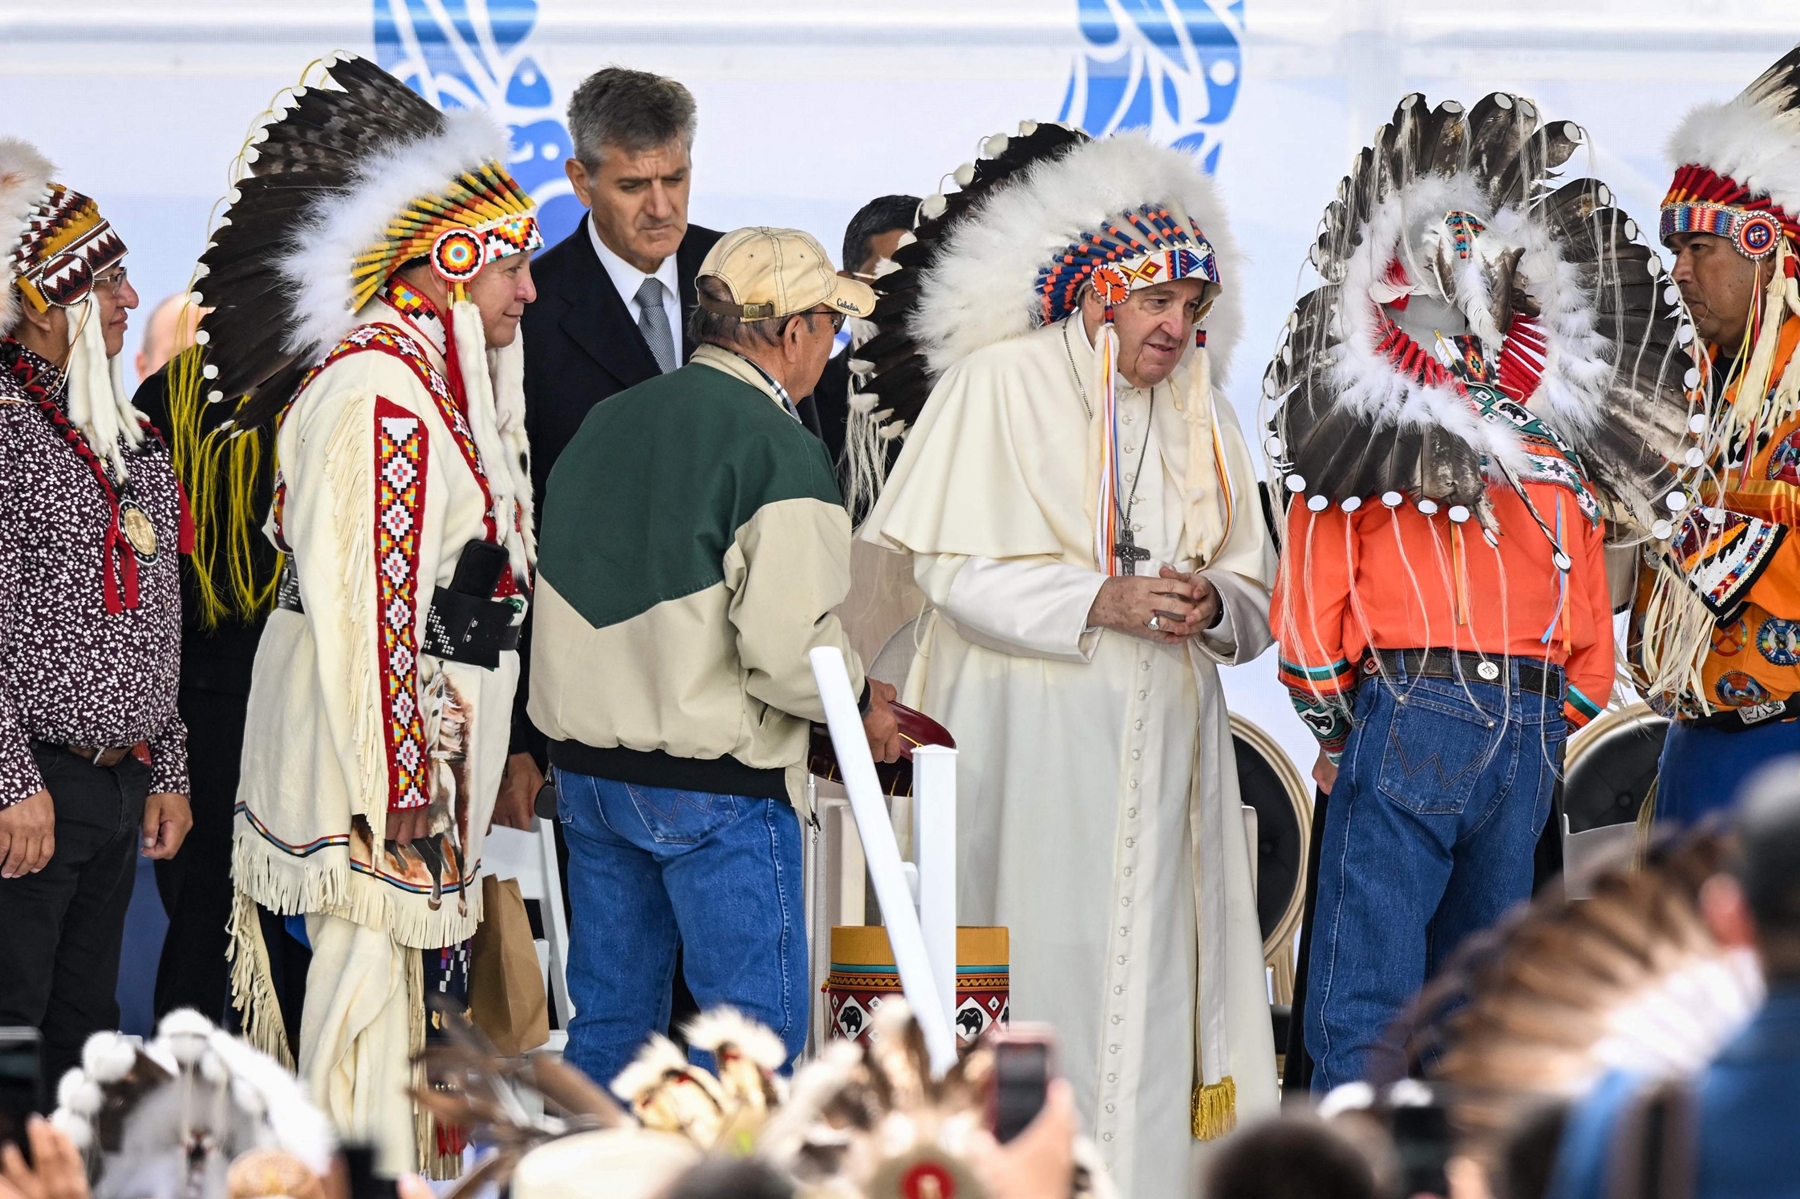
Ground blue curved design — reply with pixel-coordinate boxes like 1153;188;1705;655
1060;0;1244;173
373;0;582;246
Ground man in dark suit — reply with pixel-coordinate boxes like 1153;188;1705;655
516;67;721;814
523;67;723;500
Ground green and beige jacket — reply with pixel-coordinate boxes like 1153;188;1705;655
528;344;865;815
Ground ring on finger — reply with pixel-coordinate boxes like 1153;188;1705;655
1147;614;1161;632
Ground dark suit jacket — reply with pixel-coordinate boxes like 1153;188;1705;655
522;218;724;502
518;218;721;763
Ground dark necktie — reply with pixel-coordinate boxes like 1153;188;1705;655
636;277;677;374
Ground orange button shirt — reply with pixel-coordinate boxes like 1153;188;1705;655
1271;481;1615;755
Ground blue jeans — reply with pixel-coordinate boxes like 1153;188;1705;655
1656;717;1800;826
1305;662;1564;1092
557;771;808;1088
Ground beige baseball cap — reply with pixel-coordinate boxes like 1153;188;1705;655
696;226;877;321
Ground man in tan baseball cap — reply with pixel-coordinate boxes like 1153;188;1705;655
529;225;899;1086
697;226;877;324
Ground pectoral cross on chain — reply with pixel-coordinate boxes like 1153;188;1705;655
1115;525;1150;576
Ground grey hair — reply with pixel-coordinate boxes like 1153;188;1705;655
689;276;816;351
567;67;697;169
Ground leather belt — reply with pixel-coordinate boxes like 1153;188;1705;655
1681;697;1800;733
1363;648;1563;697
63;743;133;768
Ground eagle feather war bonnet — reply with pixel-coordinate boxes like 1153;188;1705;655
1262;91;1703;536
851;125;1242;574
1638;45;1800;711
167;52;543;618
191;51;542;432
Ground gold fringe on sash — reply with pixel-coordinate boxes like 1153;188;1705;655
226;887;294;1068
1191;1075;1238;1141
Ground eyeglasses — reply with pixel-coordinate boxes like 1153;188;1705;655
91;265;129;295
804;308;847;333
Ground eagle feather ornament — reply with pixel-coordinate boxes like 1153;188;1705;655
190;52;539;434
50;1010;336;1199
1389;830;1762;1178
1262;92;1708;539
419;1002;1115;1199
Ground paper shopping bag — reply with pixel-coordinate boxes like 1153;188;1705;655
469;874;550;1055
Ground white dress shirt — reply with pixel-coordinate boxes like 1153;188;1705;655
588;214;683;360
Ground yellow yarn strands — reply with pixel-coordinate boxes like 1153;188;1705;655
164;345;280;628
1191;1075;1237;1141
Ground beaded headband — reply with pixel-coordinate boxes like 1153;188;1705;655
361;165;542;307
12;182;126;311
1034;203;1220;330
1660;164;1798;261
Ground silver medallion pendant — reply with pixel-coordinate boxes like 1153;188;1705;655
119;500;159;563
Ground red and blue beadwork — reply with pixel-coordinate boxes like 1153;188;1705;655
428;214;544;285
1033;203;1221;325
1661;164;1798;261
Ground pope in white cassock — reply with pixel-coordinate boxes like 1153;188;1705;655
860;131;1278;1195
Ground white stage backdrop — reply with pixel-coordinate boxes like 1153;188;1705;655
5;0;1800;776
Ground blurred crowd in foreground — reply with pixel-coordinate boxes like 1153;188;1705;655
0;756;1793;1199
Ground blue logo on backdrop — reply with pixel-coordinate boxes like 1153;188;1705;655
1060;0;1244;173
373;0;583;246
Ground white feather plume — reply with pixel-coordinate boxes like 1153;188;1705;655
204;1027;336;1173
1328;175;1527;472
273;107;510;362
683;1007;788;1071
81;1031;139;1084
0;138;54;334
608;1035;692;1104
1667;81;1800;219
911;133;1243;385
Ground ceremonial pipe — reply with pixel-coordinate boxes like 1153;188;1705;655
809;647;958;1075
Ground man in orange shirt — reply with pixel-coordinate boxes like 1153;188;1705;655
1639;45;1800;824
1267;94;1701;1089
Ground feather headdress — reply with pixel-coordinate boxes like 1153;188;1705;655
412;1004;635;1199
1393;830;1762;1177
425;1003;1116;1199
843;120;1086;511
850;124;1242;577
1263;91;1705;537
51;1010;336;1199
1662;43;1800;256
0;137;57;335
1636;47;1800;715
192;52;541;432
